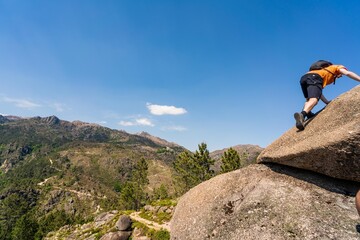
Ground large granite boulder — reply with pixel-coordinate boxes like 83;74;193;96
257;85;360;182
170;164;360;240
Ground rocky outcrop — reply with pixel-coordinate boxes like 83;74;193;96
0;115;10;124
171;164;360;240
143;204;175;215
0;143;33;173
257;85;360;182
42;115;60;125
172;85;360;239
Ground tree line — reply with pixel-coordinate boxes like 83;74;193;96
173;143;248;195
119;142;249;209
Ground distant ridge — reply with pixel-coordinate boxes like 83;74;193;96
136;131;181;148
0;114;25;123
210;144;264;172
0;114;188;173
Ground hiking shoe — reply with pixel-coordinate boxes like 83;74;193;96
306;111;315;119
294;112;305;130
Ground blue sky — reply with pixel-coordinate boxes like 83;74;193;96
1;0;360;151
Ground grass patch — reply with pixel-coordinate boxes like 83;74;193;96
132;221;170;240
150;229;170;240
151;199;177;207
139;210;172;225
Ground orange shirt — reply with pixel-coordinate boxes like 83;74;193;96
308;65;346;88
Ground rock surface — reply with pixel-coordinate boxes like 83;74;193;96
170;164;360;240
116;215;132;231
257;85;360;182
356;190;360;216
100;231;132;240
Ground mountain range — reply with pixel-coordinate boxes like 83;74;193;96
0;114;262;239
0;115;186;239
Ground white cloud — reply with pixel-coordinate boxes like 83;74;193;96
2;97;41;109
0;95;71;112
119;120;136;126
136;118;154;126
119;118;154;127
147;103;187;116
161;126;187;132
51;103;66;112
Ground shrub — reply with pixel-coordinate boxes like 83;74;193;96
149;229;170;240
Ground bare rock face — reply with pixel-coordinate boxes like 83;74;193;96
0;115;10;124
42;115;60;125
257;85;360;182
170;164;360;240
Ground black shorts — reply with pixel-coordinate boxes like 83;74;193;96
300;73;323;99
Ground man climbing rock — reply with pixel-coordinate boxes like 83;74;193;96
294;60;360;130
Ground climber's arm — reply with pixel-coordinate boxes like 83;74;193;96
339;68;360;82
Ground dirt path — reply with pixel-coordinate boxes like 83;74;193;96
130;212;170;231
37;176;54;186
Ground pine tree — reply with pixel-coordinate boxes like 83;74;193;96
131;158;149;186
220;148;248;173
153;184;169;200
173;143;215;194
119;158;149;210
173;151;198;192
194;142;215;181
119;182;136;210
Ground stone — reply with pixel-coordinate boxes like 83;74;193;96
99;231;131;240
143;205;152;212
94;211;117;228
132;227;151;240
170;164;360;240
116;215;132;231
117;231;132;240
157;206;168;213
257;85;360;182
99;232;116;240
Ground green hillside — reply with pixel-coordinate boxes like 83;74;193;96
0;115;184;239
